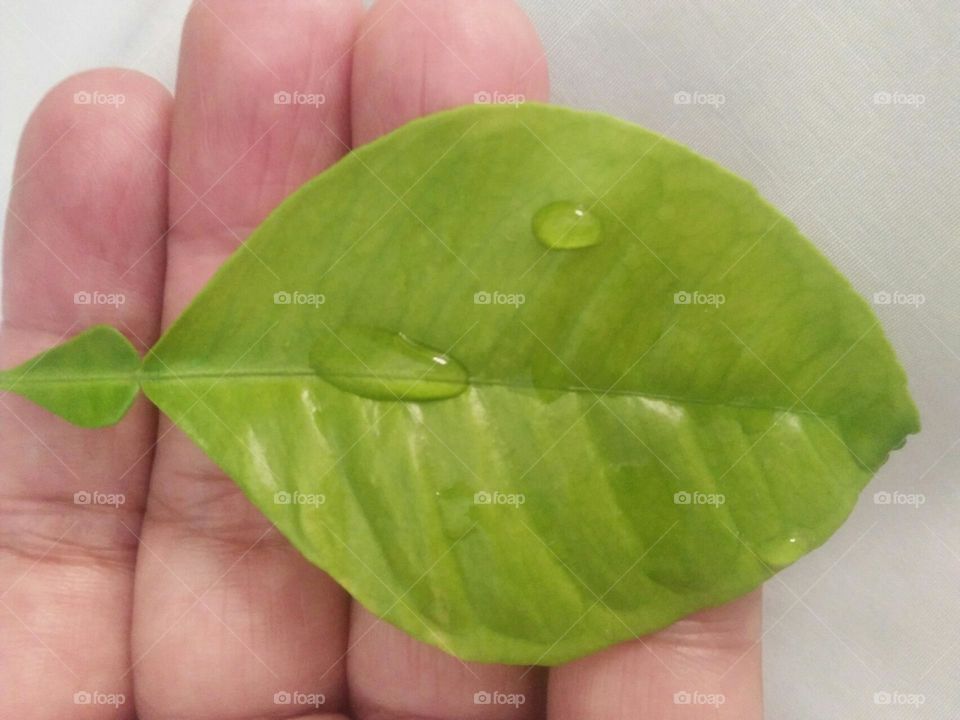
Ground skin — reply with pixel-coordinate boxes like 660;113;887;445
0;1;762;718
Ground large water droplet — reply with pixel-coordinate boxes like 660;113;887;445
757;533;809;570
532;201;603;249
309;327;468;402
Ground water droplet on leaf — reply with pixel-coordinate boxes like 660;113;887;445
532;201;603;249
757;533;809;570
310;327;468;401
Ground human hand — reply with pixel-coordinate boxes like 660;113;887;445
1;1;762;717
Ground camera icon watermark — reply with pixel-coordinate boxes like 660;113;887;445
673;290;725;307
873;690;925;706
273;290;325;308
74;290;126;309
673;90;726;108
873;490;925;509
274;490;326;508
873;91;925;107
73;490;126;508
473;690;526;707
474;290;525;307
673;690;726;707
74;690;125;707
872;290;925;307
273;690;326;708
474;490;525;508
273;90;326;107
73;90;126;107
673;491;725;507
474;91;526;107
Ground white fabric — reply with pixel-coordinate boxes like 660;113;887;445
1;2;957;717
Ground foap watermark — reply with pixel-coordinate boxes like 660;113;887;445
674;290;725;307
673;690;726;708
474;290;525;308
74;290;125;309
873;290;925;307
873;491;925;509
873;690;925;707
74;691;125;708
674;491;725;507
274;690;326;708
74;490;126;508
273;90;326;107
274;290;325;308
873;91;925;108
474;690;526;708
674;90;725;108
274;490;326;508
474;490;525;508
474;91;526;107
73;90;125;107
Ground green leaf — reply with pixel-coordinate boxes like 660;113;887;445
0;325;140;428
3;104;918;664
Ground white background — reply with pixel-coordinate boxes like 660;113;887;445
1;1;958;717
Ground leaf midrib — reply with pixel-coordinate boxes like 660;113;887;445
1;366;842;419
138;368;835;418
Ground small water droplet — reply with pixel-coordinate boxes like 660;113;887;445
532;201;603;249
757;533;809;570
310;327;468;402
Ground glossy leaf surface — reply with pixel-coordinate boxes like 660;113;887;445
2;104;919;664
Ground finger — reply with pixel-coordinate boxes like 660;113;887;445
350;0;550;146
547;590;764;720
346;2;549;717
131;2;361;718
0;69;171;718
